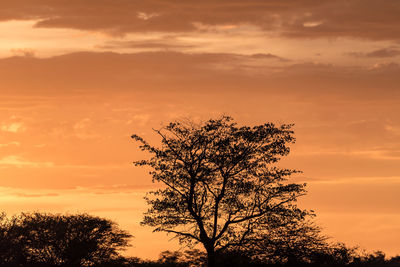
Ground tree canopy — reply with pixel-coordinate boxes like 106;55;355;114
0;212;131;267
132;116;311;267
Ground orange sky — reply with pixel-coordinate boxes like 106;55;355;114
1;0;400;259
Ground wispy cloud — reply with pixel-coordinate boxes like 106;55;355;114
0;141;20;148
348;48;400;58
0;156;53;167
14;192;59;198
73;118;100;140
10;48;36;57
1;122;26;133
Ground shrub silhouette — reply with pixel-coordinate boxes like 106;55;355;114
0;212;131;267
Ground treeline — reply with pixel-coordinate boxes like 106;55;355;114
132;249;400;267
1;212;399;267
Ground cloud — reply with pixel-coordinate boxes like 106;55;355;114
73;118;101;140
73;118;91;130
249;53;289;61
0;95;52;110
127;114;151;127
298;149;400;161
0;155;53;167
97;41;195;50
302;21;323;28
368;62;400;71
78;184;155;194
0;141;20;148
0;0;399;40
385;123;400;136
97;40;195;51
14;192;59;198
0;51;399;100
10;48;36;57
349;48;400;58
1;122;26;133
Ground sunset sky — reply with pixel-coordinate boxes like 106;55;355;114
1;0;400;259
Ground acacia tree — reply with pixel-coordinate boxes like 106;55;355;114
0;212;131;267
132;116;310;267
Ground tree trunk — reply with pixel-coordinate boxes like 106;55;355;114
205;243;216;267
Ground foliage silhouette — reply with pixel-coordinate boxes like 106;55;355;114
133;248;400;267
243;218;329;264
0;212;131;267
132;116;312;267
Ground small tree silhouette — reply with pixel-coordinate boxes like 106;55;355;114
0;212;131;267
132;116;311;267
247;218;329;265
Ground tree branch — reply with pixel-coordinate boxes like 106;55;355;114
164;229;201;242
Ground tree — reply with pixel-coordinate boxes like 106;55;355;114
248;218;329;265
132;116;311;267
0;212;132;267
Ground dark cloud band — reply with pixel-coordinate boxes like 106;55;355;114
1;0;400;40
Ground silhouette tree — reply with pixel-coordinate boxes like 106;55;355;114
132;116;310;267
0;212;131;267
247;218;329;265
